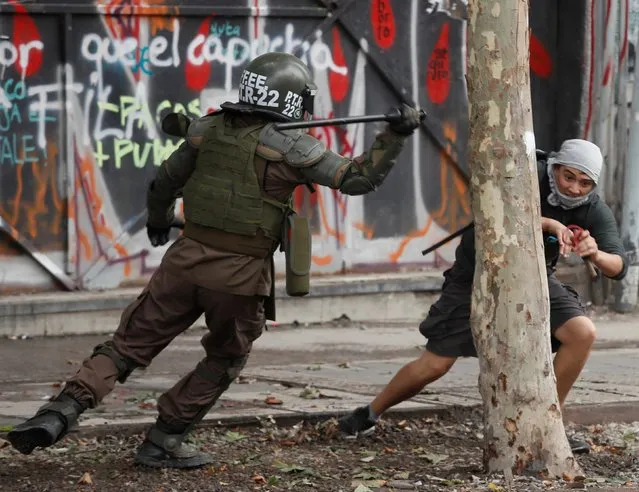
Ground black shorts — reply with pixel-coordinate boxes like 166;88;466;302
420;274;586;358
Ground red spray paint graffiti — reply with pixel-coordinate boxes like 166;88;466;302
427;23;450;105
9;0;43;77
529;34;553;79
370;0;395;50
185;16;213;92
329;27;349;102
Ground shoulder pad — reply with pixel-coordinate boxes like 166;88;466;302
258;123;326;167
186;111;223;148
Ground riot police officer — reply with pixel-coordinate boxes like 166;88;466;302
8;52;422;469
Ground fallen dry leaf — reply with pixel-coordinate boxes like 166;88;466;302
236;375;256;384
265;396;283;405
353;484;372;492
606;446;627;456
252;474;266;484
299;386;321;399
393;471;410;480
78;472;93;485
353;481;386;491
223;431;246;442
419;452;448;464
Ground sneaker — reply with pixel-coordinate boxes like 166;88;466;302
338;406;377;435
568;435;591;454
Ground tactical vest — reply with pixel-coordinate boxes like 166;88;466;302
182;113;292;258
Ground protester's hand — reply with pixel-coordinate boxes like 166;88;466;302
546;219;575;256
572;228;599;259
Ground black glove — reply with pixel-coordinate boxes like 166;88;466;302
146;224;171;247
388;104;423;135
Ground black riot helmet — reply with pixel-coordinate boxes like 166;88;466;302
221;52;317;122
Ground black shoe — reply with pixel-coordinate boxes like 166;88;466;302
8;394;84;455
338;406;377;435
134;424;214;469
568;435;591;454
134;440;214;469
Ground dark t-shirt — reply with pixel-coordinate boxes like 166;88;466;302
447;160;627;283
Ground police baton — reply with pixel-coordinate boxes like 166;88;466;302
273;109;426;130
421;223;473;256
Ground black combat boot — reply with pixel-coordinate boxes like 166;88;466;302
8;393;85;455
134;419;214;469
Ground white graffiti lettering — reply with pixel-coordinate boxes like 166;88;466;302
28;80;84;148
81;18;181;70
0;36;44;73
79;22;346;94
424;0;468;17
186;24;347;92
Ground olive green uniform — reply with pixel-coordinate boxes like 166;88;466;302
63;111;410;427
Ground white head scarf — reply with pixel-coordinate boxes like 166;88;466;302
546;139;602;209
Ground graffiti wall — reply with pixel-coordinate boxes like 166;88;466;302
0;0;612;292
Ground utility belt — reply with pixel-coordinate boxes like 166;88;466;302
183;213;312;298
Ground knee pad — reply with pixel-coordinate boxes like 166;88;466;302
195;355;249;387
226;355;249;380
91;341;139;383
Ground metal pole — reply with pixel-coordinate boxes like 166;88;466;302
273;113;400;131
272;110;426;131
614;63;639;312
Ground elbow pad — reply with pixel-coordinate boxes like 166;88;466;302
338;167;376;195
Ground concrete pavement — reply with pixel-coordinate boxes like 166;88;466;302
1;317;638;438
0;271;443;337
0;263;596;338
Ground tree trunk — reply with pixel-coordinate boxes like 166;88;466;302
466;0;584;479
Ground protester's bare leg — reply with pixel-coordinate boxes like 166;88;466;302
370;350;457;415
552;316;596;407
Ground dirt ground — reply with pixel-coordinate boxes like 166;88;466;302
1;407;637;492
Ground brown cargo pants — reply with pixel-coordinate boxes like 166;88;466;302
62;265;265;427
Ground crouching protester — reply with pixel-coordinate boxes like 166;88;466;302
7;52;423;469
337;139;627;454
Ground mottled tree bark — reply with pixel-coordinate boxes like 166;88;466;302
466;0;583;479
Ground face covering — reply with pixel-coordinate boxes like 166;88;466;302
546;139;602;210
